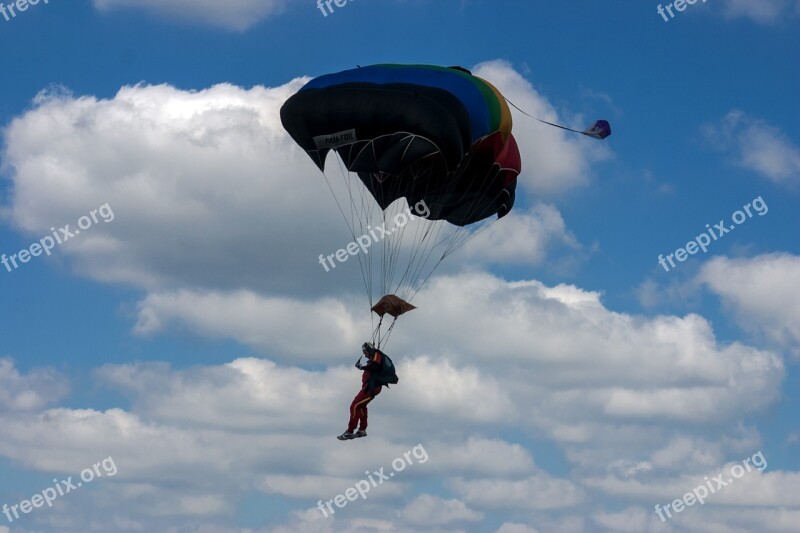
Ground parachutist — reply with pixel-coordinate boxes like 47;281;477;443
337;342;398;440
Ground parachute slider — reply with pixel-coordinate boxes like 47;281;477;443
371;294;416;318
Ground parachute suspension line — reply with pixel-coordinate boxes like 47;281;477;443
316;150;385;339
320;162;373;307
406;218;497;306
381;316;399;348
353;162;380;308
387;199;420;299
367;313;398;351
391;210;440;297
395;217;448;300
379;159;418;300
390;148;483;302
389;163;450;299
440;215;496;260
329;157;375;308
407;210;494;305
409;174;476;272
406;148;510;305
371;315;383;348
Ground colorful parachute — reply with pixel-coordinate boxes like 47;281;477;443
281;64;520;225
281;64;522;345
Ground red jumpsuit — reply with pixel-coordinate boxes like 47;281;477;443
347;353;383;433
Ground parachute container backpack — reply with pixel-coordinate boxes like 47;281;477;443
372;351;399;389
281;64;521;347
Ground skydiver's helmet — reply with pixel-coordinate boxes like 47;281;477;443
362;342;376;356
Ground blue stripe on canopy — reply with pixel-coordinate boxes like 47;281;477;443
300;65;492;143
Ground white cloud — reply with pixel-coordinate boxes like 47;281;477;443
129;271;785;432
423;438;535;477
495;524;540;533
0;331;791;531
461;203;583;267
586;460;800;509
96;355;515;434
698;253;800;356
677;507;800;533
0;358;69;411
401;494;483;525
702;110;800;185
92;0;293;31
3;79;340;295
133;289;364;359
130;270;785;439
450;473;585;510
592;506;653;533
261;474;403;500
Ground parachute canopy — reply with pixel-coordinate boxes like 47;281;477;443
280;64;521;227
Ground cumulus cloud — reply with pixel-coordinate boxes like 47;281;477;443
461;203;584;267
0;314;790;532
401;494;483;525
702;110;800;185
592;506;653;533
2;80;339;294
0;358;69;411
450;473;585;510
129;270;785;421
104;269;790;526
92;0;293;31
496;524;541;533
133;289;364;359
698;253;800;356
261;474;403;500
586;456;800;510
130;271;785;438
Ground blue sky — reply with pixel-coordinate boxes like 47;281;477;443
1;1;799;532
